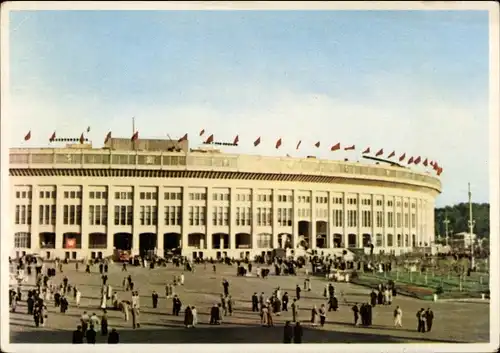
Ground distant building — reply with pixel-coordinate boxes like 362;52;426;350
450;232;477;249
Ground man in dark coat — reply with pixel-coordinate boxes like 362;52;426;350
283;321;293;343
417;308;426;332
107;328;119;343
282;292;289;311
251;293;259;312
152;291;159;309
295;285;301;300
425;308;434;332
210;304;218;325
72;325;84;343
293;322;303;343
370;290;377;307
352;303;359;326
86;326;97;343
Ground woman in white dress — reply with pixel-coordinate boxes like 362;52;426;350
76;289;82;307
192;306;198;327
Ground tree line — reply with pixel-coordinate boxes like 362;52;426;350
434;203;490;239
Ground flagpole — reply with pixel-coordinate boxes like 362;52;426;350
132;117;135;135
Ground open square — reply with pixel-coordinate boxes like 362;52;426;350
10;262;490;343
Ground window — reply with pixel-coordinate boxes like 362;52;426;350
362;210;371;227
396;213;402;228
404;214;409;228
376;211;384;228
411;214;416;228
387;201;393;207
387;212;394;228
257;233;272;248
347;210;357;227
376;234;383;247
14;232;31;248
387;234;393;247
90;192;95;199
333;209;343;227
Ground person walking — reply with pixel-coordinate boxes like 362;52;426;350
283;321;293;343
394;306;403;327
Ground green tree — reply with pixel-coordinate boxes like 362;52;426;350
435;203;490;239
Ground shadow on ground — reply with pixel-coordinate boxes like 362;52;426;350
10;323;469;344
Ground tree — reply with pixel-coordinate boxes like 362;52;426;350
435;203;490;239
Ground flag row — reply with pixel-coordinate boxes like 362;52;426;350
22;128;443;176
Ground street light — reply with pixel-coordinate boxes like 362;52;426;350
468;183;476;271
443;216;450;247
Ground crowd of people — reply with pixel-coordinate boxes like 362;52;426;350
9;253;438;344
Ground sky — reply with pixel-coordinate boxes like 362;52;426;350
6;8;491;207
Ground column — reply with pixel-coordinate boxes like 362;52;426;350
251;188;258;250
272;189;279;248
206;187;213;251
54;185;64;258
342;192;348;248
327;191;332;248
371;195;375;248
292;190;298;249
357;195;362;248
81;185;89;254
382;195;387;248
132;186;140;256
181;187;189;252
156;186;164;255
229;188;236;250
311;191;317;249
106;185;114;255
30;185;40;254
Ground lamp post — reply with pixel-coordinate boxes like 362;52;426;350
468;183;476;271
443;215;450;247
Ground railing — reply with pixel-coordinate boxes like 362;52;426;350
9;149;442;191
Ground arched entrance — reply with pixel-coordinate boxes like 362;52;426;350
348;233;357;248
114;233;132;251
212;233;229;249
316;221;327;248
164;233;181;250
298;221;311;249
277;233;292;249
188;233;205;249
333;233;342;248
89;232;107;249
139;233;157;257
63;233;81;249
362;233;372;247
236;233;252;249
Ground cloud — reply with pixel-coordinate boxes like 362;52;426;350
6;72;489;206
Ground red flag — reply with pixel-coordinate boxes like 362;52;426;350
79;133;85;144
362;147;370;154
388;151;395;158
233;135;239;145
24;131;31;141
296;140;302;150
408;156;414;164
330;142;341;151
86;126;91;133
423;158;428;166
275;138;282;149
315;141;320;148
430;160;435;167
344;145;355;151
254;137;261;147
414;156;421;165
375;148;384;157
199;129;205;136
437;167;443;176
49;131;56;142
104;131;112;144
433;162;439;170
131;131;139;142
205;134;214;144
178;133;188;143
399;153;406;162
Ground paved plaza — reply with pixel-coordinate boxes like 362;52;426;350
10;262;490;344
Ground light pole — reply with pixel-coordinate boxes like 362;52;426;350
443;214;450;247
468;183;476;270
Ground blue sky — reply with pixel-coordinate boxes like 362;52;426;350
7;9;491;207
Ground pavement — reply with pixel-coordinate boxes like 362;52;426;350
9;261;491;343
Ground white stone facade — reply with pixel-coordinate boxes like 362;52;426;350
9;147;441;260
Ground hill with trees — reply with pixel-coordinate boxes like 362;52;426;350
434;203;490;239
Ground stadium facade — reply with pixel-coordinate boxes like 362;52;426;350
9;137;441;260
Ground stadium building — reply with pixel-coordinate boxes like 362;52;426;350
9;137;441;260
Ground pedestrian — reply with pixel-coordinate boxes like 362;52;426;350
283;321;293;343
319;304;327;327
293;322;303;343
291;299;299;322
86;325;97;344
352;303;359;326
101;310;108;336
425;308;434;332
72;325;84;343
394;306;403;327
107;328;119;343
417;308;426;332
152;290;159;309
192;306;198;327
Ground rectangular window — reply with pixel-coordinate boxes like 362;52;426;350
388;212;394;228
69;205;76;224
114;206;120;225
126;206;133;225
404;214;409;228
89;205;95;225
102;205;108;225
411;214;416;228
96;205;102;225
51;205;56;225
63;205;69;225
397;213;402;228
